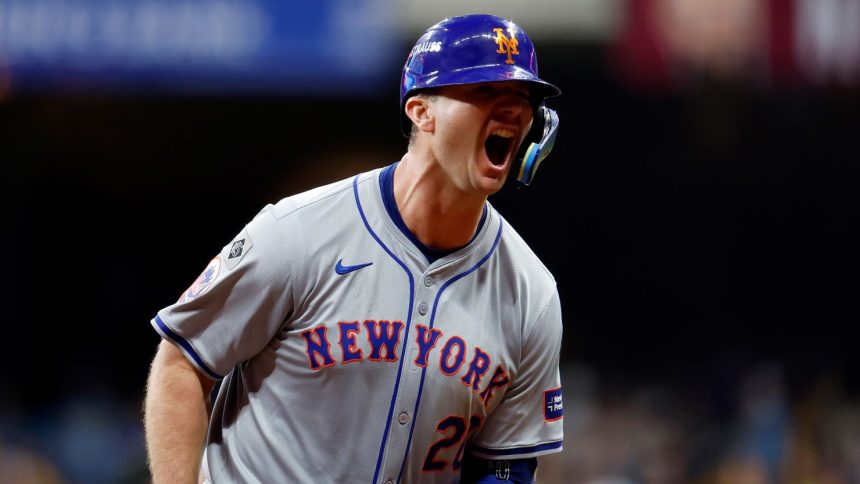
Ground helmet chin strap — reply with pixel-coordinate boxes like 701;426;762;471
515;105;560;186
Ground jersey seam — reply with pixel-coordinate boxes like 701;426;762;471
265;207;299;336
494;212;557;285
520;286;558;363
495;288;558;392
273;172;375;221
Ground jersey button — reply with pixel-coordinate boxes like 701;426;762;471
398;412;409;425
423;275;434;287
418;302;429;315
385;480;394;484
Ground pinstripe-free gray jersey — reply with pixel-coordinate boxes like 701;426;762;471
152;166;564;483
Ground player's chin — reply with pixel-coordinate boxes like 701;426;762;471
473;170;508;195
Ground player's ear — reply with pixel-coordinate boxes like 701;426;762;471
404;95;435;134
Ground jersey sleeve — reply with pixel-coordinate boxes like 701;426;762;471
151;205;295;379
469;290;564;459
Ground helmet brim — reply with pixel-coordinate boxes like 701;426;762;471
400;65;561;136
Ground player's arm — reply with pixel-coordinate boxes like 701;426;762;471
144;339;216;484
144;206;293;482
467;290;564;477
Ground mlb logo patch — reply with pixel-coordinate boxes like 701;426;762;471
544;387;563;422
223;227;253;270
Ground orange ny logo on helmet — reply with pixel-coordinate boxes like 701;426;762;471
493;27;519;64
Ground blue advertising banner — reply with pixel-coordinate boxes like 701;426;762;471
0;0;401;94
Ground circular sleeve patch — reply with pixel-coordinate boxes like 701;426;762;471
183;256;221;303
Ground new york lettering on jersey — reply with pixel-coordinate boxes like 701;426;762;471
301;319;510;407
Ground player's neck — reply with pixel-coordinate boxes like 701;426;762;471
393;155;487;251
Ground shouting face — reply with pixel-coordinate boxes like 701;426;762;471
412;81;535;197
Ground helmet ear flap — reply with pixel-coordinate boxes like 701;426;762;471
513;104;560;186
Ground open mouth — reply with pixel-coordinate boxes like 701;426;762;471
484;129;515;167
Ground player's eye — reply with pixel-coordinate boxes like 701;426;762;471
472;84;494;96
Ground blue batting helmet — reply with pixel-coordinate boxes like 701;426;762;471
400;14;561;136
400;14;562;186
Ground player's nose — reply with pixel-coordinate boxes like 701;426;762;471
495;94;531;124
493;86;531;121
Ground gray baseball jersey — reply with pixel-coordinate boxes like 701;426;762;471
152;166;564;483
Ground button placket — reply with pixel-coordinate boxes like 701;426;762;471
417;270;437;317
383;271;433;474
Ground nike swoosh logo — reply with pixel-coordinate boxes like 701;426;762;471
335;259;373;275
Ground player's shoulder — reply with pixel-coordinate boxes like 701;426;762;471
264;169;377;221
492;208;561;334
494;208;557;287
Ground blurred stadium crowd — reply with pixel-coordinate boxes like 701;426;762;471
3;362;860;482
2;0;859;482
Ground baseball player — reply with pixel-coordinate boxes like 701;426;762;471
144;14;563;484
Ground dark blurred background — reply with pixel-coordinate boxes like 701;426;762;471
2;0;859;482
